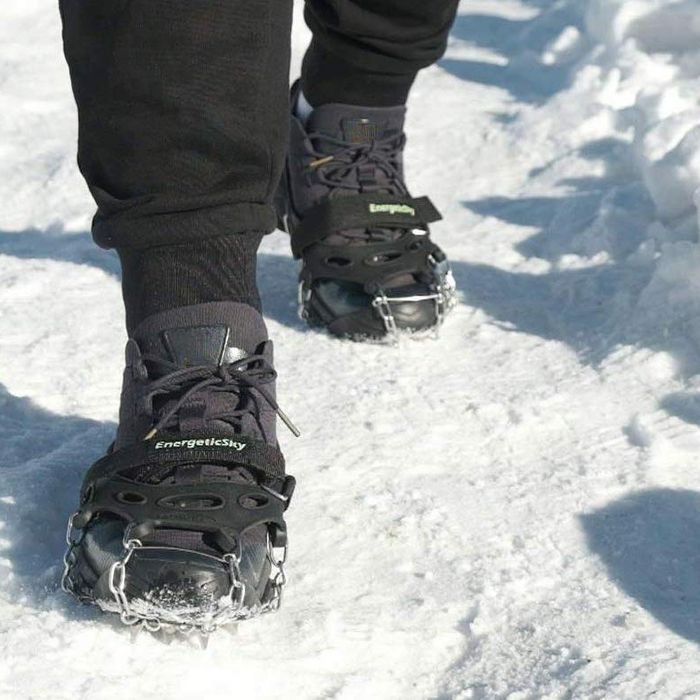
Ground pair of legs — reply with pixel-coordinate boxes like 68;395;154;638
60;0;460;331
59;0;460;632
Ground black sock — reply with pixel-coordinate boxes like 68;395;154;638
118;233;263;335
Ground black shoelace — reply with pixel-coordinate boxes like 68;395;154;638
308;130;408;196
141;352;300;442
307;131;411;245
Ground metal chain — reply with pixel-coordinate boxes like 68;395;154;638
299;254;457;341
108;527;144;627
223;543;246;613
297;282;312;321
372;292;400;338
265;535;288;612
372;255;457;340
60;512;84;595
62;510;290;636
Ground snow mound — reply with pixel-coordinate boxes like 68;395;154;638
586;0;700;222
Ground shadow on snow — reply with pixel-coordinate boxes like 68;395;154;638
581;489;700;645
0;384;113;618
0;228;303;331
440;3;586;103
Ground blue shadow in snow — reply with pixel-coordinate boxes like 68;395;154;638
441;4;584;103
660;392;700;429
0;384;113;613
0;228;120;278
581;489;700;645
455;131;673;370
0;228;303;332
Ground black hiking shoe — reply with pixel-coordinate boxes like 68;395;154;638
62;302;297;634
276;83;456;340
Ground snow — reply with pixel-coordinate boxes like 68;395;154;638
3;0;700;697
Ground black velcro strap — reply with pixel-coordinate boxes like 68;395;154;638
84;433;286;488
292;193;442;258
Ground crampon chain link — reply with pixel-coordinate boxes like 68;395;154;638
61;516;288;636
299;253;457;343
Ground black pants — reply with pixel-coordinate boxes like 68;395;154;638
59;0;459;254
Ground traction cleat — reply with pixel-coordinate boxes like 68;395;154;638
61;302;297;635
277;82;457;341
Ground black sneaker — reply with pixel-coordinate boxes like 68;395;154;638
62;302;297;634
276;82;456;340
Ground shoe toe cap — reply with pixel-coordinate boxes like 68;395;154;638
390;297;439;331
68;519;269;613
312;280;441;337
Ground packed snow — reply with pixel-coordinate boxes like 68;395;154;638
3;0;700;697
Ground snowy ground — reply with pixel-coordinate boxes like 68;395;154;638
3;0;700;697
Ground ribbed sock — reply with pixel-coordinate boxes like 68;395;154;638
118;233;263;335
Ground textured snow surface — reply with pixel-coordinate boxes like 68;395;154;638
3;0;700;698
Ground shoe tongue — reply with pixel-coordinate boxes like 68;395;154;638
132;302;273;442
307;103;406;151
146;325;241;369
133;302;268;373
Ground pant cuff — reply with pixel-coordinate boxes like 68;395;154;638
92;201;277;250
301;39;416;108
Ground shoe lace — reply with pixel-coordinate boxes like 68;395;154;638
141;352;300;442
307;131;408;243
307;130;407;195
